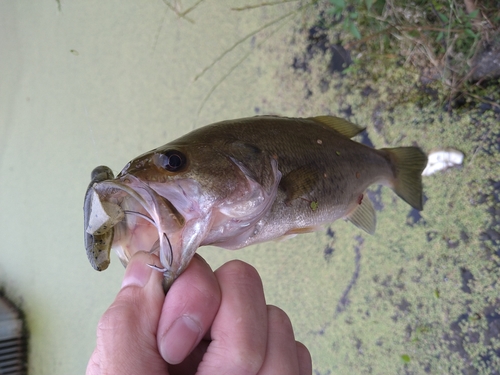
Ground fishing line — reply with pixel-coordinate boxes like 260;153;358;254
162;232;174;267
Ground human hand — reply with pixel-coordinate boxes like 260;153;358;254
86;251;312;375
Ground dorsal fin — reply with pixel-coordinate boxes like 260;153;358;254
310;116;365;138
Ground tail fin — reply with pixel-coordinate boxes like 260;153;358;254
381;147;427;210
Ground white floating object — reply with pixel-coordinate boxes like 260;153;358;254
422;149;464;176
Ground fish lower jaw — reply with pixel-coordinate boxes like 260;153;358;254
112;215;188;277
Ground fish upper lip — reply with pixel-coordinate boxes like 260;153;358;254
86;174;184;272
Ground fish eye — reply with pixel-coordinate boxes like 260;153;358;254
156;150;186;172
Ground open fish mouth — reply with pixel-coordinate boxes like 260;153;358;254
84;167;184;275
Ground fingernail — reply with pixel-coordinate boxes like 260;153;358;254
162;315;201;364
121;258;152;289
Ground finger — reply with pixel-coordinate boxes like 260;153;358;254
258;305;301;375
85;348;100;375
197;260;268;375
158;254;221;365
92;251;167;374
296;342;313;375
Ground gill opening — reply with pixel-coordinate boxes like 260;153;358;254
123;210;174;270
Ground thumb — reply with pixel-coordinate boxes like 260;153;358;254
116;251;165;334
88;252;167;375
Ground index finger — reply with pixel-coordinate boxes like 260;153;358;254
157;254;221;365
197;260;268;374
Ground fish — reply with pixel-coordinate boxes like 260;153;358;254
84;116;427;289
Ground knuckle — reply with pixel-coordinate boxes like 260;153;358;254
296;341;313;375
96;293;139;337
228;346;265;375
267;305;293;332
226;260;259;279
221;260;262;288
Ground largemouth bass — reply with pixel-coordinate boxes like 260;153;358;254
84;116;427;289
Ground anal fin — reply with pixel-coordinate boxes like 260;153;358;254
345;194;376;234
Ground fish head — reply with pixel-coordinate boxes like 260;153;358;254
84;139;280;289
84;145;208;287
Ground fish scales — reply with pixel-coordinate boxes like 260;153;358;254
170;117;393;243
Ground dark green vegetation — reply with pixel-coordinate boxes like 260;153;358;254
323;0;500;109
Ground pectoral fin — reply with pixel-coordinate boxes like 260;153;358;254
280;166;320;203
345;194;376;234
224;141;278;190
